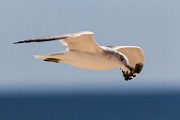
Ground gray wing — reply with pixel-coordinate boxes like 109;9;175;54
106;46;144;80
14;31;103;53
60;31;103;53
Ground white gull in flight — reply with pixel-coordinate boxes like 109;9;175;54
13;31;144;80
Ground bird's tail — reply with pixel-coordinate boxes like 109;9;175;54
34;55;61;63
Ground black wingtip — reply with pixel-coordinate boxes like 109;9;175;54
13;36;69;45
122;71;133;81
13;41;22;44
13;40;30;44
134;63;144;74
122;63;144;81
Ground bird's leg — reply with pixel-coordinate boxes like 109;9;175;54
35;52;65;63
44;58;61;63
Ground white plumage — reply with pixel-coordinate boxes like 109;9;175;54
14;31;144;80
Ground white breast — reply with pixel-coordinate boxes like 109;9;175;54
62;51;119;70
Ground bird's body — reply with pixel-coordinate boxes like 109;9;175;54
14;31;144;80
36;48;127;70
58;51;117;70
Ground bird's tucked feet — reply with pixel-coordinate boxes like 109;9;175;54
44;58;60;63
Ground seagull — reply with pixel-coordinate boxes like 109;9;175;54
13;31;144;80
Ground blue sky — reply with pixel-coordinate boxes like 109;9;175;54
0;0;180;94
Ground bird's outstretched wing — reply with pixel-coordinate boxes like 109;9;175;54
106;46;144;80
13;31;103;53
59;31;103;53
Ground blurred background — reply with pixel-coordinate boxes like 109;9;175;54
0;0;180;120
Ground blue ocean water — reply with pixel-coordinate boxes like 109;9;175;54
0;93;180;120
